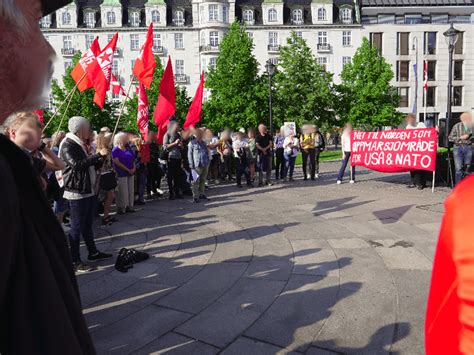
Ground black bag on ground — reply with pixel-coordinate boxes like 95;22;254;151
115;248;150;273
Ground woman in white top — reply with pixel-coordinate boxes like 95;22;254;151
283;132;299;181
337;123;355;184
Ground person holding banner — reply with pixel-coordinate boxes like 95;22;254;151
406;113;427;190
449;112;473;185
337;123;355;184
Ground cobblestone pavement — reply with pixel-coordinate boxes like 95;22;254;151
78;161;449;354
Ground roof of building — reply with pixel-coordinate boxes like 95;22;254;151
361;0;474;6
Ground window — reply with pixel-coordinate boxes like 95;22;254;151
130;34;139;51
455;32;463;54
454;60;463;81
39;15;51;28
209;57;217;70
425;87;436;107
107;11;115;24
398;87;409;108
269;57;278;66
340;7;352;23
151;10;160;23
209;4;218;21
342;56;351;67
396;61;410;81
317;8;326;21
130;11;140;27
84;12;95;28
175;59;185;75
424;32;436;55
131;59;136;70
318;31;327;45
397;32;409;55
85;34;94;48
342;31;351;47
243;9;254;24
268;8;277;22
317;57;327;70
405;14;422;24
370;32;383;54
427;61;436;81
63;35;73;49
62;11;71;25
175;33;184;49
292;9;303;24
268;32;278;46
64;60;72;71
223;6;228;22
112;60;119;76
295;31;303;38
209;31;219;47
453;86;462;106
153;33;161;48
174;10;184;26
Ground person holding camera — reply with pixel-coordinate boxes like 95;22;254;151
449;112;473;185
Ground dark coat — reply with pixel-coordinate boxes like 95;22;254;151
60;137;104;195
0;135;95;354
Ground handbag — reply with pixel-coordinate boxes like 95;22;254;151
100;171;117;190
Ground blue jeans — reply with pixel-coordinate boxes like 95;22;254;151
337;152;355;181
453;145;472;184
236;157;250;186
283;153;296;178
68;196;98;263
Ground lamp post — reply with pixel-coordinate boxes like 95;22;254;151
265;60;276;137
443;23;460;187
412;36;418;118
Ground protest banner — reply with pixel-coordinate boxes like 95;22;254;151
284;122;296;136
350;128;438;173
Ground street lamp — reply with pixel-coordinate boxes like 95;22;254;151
412;36;418;118
265;59;276;137
443;23;460;187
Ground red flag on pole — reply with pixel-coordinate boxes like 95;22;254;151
183;72;204;130
133;23;156;89
137;83;149;140
71;37;101;92
111;74;126;96
153;57;175;144
93;33;118;108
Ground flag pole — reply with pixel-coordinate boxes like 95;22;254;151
54;83;78;134
112;80;134;137
43;73;86;130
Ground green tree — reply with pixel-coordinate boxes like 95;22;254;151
336;37;402;128
203;21;267;131
273;31;336;130
121;56;191;134
44;51;117;136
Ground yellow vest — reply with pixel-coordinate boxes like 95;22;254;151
300;133;315;149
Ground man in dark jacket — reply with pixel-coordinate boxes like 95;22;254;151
0;1;96;353
60;116;112;272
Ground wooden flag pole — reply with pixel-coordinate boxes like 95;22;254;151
112;80;134;137
43;73;86;130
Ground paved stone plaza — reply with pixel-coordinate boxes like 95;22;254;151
78;161;449;354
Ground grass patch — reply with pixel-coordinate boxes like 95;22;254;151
295;150;341;165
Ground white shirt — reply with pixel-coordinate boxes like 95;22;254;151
232;138;248;158
341;130;351;152
283;136;299;157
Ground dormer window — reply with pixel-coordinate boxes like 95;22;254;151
292;9;303;24
107;11;116;25
84;12;95;28
243;9;254;24
340;7;352;24
268;8;277;22
318;8;326;21
39;15;51;28
130;11;140;27
62;11;71;25
174;10;184;26
151;10;160;23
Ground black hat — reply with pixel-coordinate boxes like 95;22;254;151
41;0;72;16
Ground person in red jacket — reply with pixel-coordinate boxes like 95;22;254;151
426;175;474;354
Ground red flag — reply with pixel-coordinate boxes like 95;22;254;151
35;109;44;124
133;23;156;89
93;33;118;108
71;37;101;92
137;83;149;140
153;57;175;144
111;74;126;96
183;72;204;130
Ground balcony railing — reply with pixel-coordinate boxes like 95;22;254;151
267;45;280;53
61;48;76;56
292;19;304;25
172;19;185;27
153;46;165;55
174;74;188;83
317;43;332;52
199;45;219;53
243;19;255;25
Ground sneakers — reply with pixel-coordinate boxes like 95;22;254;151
199;194;209;201
315;174;320;178
88;251;113;262
73;261;96;273
349;180;355;184
336;180;342;185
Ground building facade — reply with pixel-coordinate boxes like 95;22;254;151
41;0;474;123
